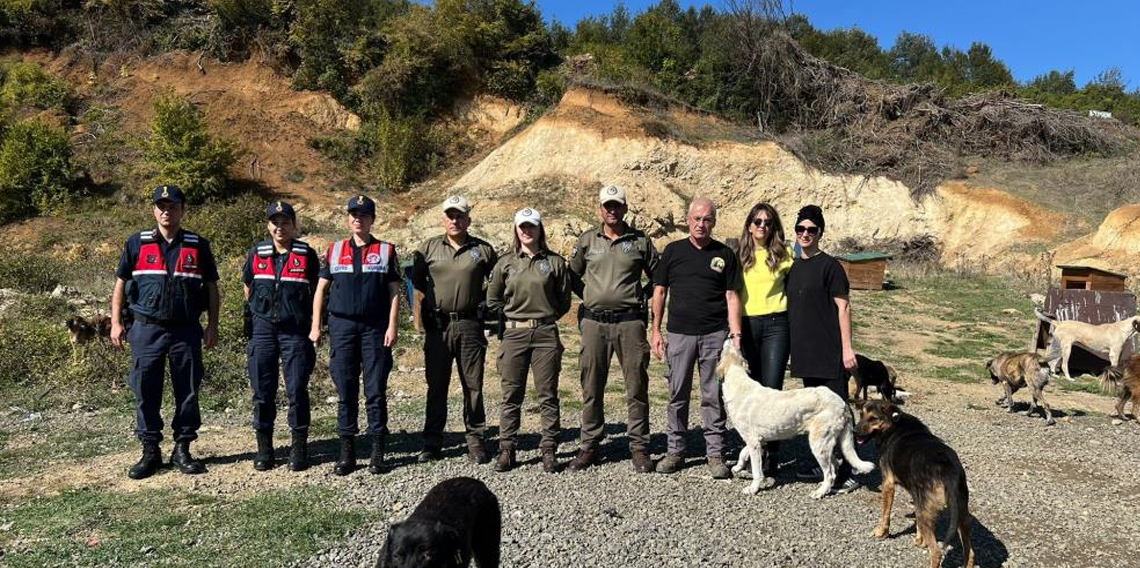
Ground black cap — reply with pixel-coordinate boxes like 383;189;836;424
152;184;186;205
347;194;376;216
267;200;296;220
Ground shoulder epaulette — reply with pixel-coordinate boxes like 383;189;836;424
256;240;275;258
182;231;200;245
139;229;156;243
291;240;310;255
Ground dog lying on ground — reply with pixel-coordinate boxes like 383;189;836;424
856;400;975;568
717;339;875;499
986;351;1055;425
850;354;905;402
1099;355;1140;423
66;314;112;346
1035;308;1140;381
377;476;501;568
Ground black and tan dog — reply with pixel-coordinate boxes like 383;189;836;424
850;354;902;402
856;400;975;568
66;314;112;346
1100;355;1140;423
377;477;501;568
986;351;1054;425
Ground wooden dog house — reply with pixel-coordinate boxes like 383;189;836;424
836;252;891;291
1057;264;1127;291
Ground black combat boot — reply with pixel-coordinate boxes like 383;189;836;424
333;436;356;476
128;441;162;480
368;434;387;474
288;430;309;472
253;432;274;471
170;441;205;474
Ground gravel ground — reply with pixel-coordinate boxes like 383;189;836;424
296;389;1140;568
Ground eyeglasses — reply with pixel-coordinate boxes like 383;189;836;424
751;218;773;228
794;225;819;235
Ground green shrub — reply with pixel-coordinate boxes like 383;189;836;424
357;108;447;191
0;118;74;223
187;192;265;259
0;60;69;111
144;93;238;203
0;250;65;292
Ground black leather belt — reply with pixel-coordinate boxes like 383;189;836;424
434;309;478;322
582;308;642;324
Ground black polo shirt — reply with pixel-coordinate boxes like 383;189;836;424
653;237;742;335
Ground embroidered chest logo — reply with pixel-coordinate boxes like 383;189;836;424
258;262;268;270
710;257;725;273
146;254;158;264
621;241;634;253
183;252;197;268
570;244;580;259
292;257;301;267
366;252;382;264
538;260;552;276
469;248;482;262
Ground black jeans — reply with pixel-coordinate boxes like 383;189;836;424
740;313;790;389
802;375;853;480
741;312;790;471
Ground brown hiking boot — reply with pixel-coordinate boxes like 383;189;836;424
708;456;731;479
567;448;597;472
493;448;516;473
541;449;558;473
467;443;490;465
631;449;653;473
655;454;684;474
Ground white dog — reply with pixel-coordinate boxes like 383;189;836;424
1035;308;1140;381
717;339;874;499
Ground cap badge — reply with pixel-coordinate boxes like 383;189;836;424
275;202;283;213
523;208;532;215
161;186;169;198
357;195;365;205
451;196;460;203
608;187;618;195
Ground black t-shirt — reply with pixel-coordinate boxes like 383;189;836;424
654;238;742;335
787;252;850;379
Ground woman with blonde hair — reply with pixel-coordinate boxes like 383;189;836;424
736;202;793;477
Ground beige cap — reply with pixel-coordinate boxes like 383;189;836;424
599;185;627;204
442;195;471;214
514;207;542;226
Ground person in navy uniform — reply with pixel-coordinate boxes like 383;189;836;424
310;195;401;475
242;201;321;472
110;185;220;480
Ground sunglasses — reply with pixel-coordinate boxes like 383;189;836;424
794;225;820;235
751;218;774;228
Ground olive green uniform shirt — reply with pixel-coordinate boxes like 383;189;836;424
569;224;659;311
488;249;572;321
411;234;498;313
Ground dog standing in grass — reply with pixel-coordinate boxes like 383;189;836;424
378;477;501;568
986;351;1055;425
717;339;874;499
66;314;112;361
856;400;975;568
1099;355;1140;423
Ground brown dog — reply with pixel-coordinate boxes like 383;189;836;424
856;400;974;568
1100;355;1140;423
66;315;112;345
986;351;1055;425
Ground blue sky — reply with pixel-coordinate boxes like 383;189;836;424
535;0;1139;88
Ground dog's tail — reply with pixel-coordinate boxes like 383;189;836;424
1034;307;1057;328
839;412;875;474
1100;366;1124;395
939;469;968;555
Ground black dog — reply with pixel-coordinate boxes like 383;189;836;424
377;477;501;568
856;400;975;568
850;354;900;402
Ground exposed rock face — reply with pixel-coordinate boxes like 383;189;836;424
1055;204;1140;279
393;88;1059;265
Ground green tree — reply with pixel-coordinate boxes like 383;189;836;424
0;118;73;223
0;60;69;111
144;94;238;203
887;31;941;83
964;42;1013;88
1027;70;1077;97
